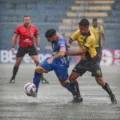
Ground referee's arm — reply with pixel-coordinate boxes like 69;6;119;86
11;33;19;48
35;34;40;48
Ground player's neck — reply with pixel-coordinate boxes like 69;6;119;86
93;25;98;28
24;24;31;28
56;34;62;41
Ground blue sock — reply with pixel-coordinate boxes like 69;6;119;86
33;71;42;91
64;83;74;94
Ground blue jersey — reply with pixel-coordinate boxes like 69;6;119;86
51;37;69;67
38;37;69;84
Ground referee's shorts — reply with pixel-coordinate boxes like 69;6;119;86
16;46;38;57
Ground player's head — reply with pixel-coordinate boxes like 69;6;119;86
92;18;98;27
24;15;31;27
79;19;89;36
45;29;58;42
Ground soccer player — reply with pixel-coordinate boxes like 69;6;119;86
89;18;107;62
32;29;81;102
10;15;48;84
66;19;117;104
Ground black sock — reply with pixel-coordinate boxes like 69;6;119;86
71;81;81;98
102;82;113;95
12;65;18;79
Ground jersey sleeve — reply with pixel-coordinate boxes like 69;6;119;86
34;27;39;36
84;36;95;49
100;26;104;34
70;30;79;41
58;40;67;52
14;26;20;34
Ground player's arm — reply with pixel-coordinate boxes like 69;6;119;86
34;27;40;50
67;30;78;47
102;33;106;41
101;26;107;47
53;42;66;59
35;34;40;50
11;33;19;53
66;46;87;56
11;33;19;48
47;42;66;64
52;51;66;59
67;38;73;48
66;37;92;56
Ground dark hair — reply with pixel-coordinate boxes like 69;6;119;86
79;19;89;26
92;18;97;21
24;15;31;18
45;29;56;37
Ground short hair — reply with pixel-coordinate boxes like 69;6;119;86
24;15;31;18
92;18;97;21
45;29;56;38
79;19;89;26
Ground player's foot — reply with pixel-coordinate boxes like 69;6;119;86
9;76;15;83
72;96;83;103
41;79;49;84
109;94;117;104
32;92;37;98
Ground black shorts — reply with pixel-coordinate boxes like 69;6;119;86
72;59;102;77
16;46;38;57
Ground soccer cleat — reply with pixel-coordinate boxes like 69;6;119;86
9;76;15;83
72;96;83;103
32;92;38;98
109;94;117;104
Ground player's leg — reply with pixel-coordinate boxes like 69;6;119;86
9;47;25;83
29;46;49;84
33;57;53;97
91;63;117;104
96;77;117;104
54;67;74;94
69;60;87;102
69;72;84;103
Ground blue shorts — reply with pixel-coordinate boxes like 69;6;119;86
39;57;69;83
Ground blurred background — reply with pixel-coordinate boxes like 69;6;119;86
0;0;120;65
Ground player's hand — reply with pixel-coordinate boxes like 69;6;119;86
36;47;40;51
47;57;54;64
11;47;15;53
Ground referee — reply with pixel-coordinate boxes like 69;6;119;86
10;15;49;84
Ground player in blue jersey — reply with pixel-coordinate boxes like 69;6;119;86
32;29;83;102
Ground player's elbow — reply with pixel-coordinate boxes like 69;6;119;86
59;51;66;57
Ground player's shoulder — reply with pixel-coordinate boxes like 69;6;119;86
73;29;80;35
88;31;95;40
31;24;38;29
59;37;66;44
89;26;94;31
16;24;24;29
98;25;103;29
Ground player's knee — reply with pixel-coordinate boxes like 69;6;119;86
35;66;48;73
95;77;105;86
60;79;69;87
69;74;77;83
15;61;21;67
